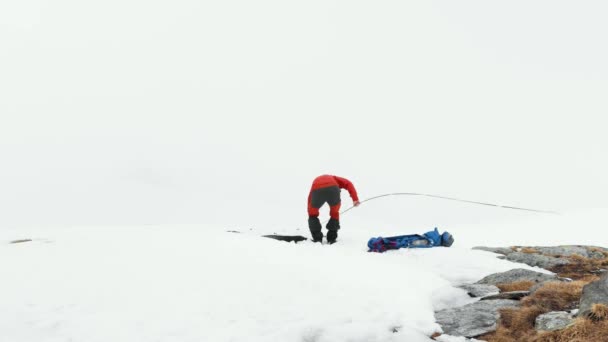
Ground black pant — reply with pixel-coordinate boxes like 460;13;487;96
308;186;341;242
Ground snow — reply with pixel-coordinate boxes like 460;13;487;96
5;210;606;341
2;0;607;340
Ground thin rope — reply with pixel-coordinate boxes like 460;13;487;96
339;192;560;217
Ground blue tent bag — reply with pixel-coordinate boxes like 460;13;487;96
367;228;454;253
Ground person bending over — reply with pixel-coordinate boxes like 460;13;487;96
307;175;360;243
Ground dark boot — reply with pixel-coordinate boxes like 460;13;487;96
326;218;340;244
326;230;337;244
308;216;323;242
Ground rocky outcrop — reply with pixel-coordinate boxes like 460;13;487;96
503;252;570;269
481;291;530;301
531;246;606;259
476;268;556;286
435;245;608;340
435;300;519;337
458;284;500;298
578;273;608;317
535;311;574;331
473;247;514;256
473;245;608;269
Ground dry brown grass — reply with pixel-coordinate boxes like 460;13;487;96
474;248;608;342
497;307;537;330
482;326;538;342
521;247;540;254
500;306;545;335
587;304;608;322
533;318;608;342
573;275;602;283
549;254;608;280
479;281;587;341
522;281;586;312
496;281;535;292
478;306;547;341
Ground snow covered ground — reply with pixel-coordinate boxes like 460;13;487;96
3;209;606;342
2;0;607;341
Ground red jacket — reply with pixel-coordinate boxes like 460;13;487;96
309;175;359;202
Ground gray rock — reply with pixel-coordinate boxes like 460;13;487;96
474;245;608;262
533;246;597;259
473;246;514;255
504;252;570;269
579;273;608;317
435;299;519;337
536;246;588;257
458;284;500;298
481;291;530;301
535;311;574;331
591;269;608;276
589;250;608;260
476;268;556;286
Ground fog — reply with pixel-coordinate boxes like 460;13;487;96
1;0;607;230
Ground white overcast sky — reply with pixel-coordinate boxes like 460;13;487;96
1;1;607;229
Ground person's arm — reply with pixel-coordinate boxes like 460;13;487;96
334;176;360;205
